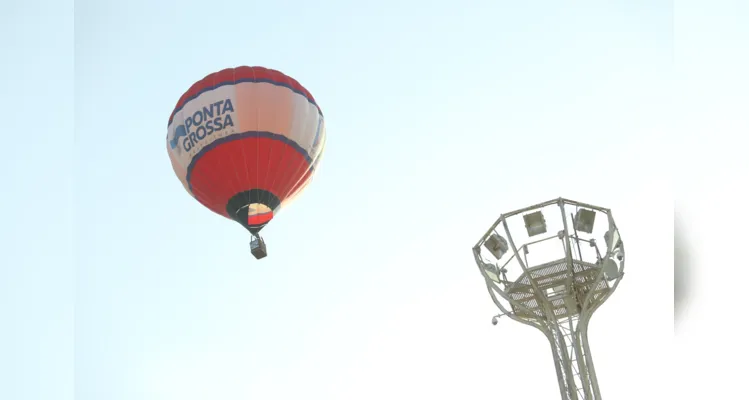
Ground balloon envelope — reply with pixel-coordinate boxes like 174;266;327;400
166;66;326;233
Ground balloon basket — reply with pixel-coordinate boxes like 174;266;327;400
250;235;268;260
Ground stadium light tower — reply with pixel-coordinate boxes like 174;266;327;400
472;198;625;400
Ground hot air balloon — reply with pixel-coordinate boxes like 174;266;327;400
166;66;326;259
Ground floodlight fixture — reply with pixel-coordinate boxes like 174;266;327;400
523;210;547;236
604;229;621;252
484;232;509;259
601;259;620;281
574;208;596;234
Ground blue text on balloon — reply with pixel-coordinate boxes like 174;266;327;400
181;98;236;152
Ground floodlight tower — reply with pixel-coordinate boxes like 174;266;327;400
472;198;625;400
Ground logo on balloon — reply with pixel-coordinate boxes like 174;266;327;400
169;98;236;154
170;124;188;152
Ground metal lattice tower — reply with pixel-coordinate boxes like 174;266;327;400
472;198;625;400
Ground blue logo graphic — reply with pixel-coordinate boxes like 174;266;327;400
170;125;187;150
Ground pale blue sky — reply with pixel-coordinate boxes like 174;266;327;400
9;0;742;398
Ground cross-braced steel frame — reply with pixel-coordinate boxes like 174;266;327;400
472;198;625;400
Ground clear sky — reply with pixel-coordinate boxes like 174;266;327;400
5;0;716;399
